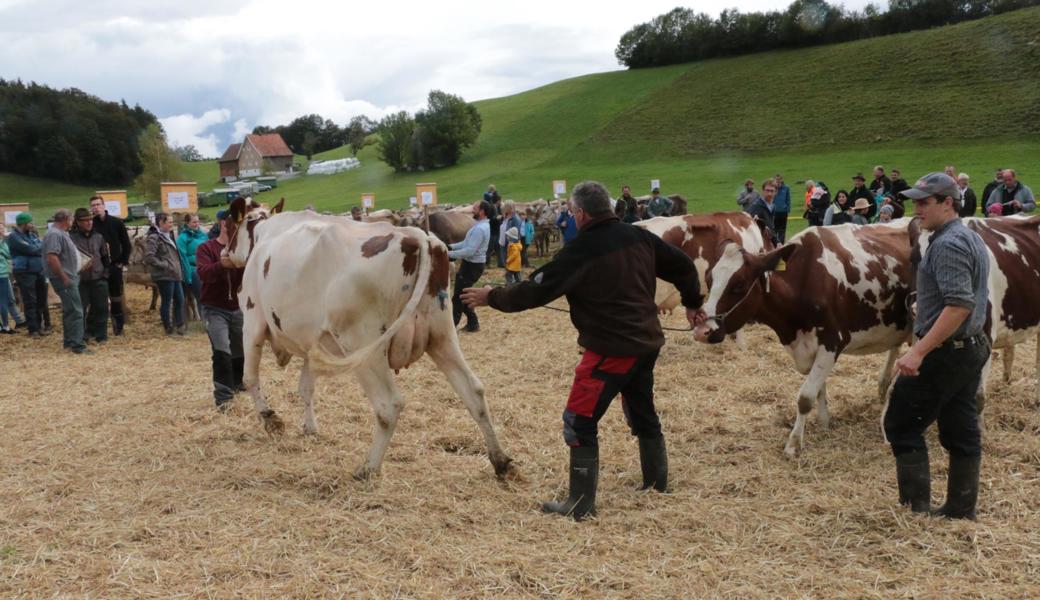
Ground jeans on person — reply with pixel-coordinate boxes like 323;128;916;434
187;275;202;306
5;277;24;325
774;212;789;243
203;305;244;405
505;270;521;285
156;279;185;330
451;260;485;329
50;276;85;351
13;271;49;334
0;276;12;329
78;278;110;342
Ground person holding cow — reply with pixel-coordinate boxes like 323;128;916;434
885;172;990;520
196;213;246;410
461;181;706;521
89;195;132;336
144;212;187;336
448;200;491;333
70;208;111;344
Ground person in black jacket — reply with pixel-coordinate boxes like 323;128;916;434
849;173;875;220
869;165;892;197
957;173;978;218
89;196;132;335
890;169;910;197
980;168;1003;216
744;179;778;245
461;181;704;521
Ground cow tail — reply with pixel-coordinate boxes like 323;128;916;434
309;230;431;370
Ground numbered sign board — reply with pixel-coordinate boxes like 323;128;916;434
95;190;128;218
552;180;567;198
160;182;198;213
651;179;661;191
362;193;375;209
416;183;437;206
1;203;30;226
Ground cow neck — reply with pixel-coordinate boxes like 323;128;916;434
754;269;802;345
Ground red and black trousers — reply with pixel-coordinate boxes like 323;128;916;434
562;349;662;448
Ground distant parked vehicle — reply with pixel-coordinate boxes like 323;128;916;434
256;184;272;192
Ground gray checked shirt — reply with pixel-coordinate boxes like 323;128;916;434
915;219;989;339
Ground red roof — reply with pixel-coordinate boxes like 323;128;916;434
218;143;241;162
247;134;293;158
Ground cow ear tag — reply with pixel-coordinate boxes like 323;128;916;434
776;259;787;271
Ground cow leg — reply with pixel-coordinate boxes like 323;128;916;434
733;329;748;352
816;382;830;430
877;347;899;402
428;335;515;477
784;351;836;459
1003;344;1015;383
353;363;404;480
1035;330;1040;405
299;359;318;435
243;316;283;434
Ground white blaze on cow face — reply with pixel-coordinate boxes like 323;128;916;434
703;242;748;336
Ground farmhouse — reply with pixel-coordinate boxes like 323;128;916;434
218;133;293;180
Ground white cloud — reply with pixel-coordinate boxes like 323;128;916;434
159;109;232;158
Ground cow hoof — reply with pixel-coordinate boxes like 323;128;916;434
783;444;801;460
492;456;518;480
302;424;318;436
260;410;285;435
352;466;378;481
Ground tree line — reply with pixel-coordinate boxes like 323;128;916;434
0;79;158;185
252;114;377;159
616;0;1039;68
376;90;482;172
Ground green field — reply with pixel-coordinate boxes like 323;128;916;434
3;7;1039;221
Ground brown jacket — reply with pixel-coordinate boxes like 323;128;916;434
488;214;700;356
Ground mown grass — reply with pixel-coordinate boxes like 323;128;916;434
3;8;1038;220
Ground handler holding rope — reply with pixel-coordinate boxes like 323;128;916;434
462;181;705;521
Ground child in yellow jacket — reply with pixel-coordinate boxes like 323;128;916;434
505;227;522;285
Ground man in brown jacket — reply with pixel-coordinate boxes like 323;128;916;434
462;181;705;521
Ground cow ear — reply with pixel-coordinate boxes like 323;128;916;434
719;239;741;259
229;197;247;223
761;243;797;272
271;197;285;215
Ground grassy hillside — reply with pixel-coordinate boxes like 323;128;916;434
4;7;1039;220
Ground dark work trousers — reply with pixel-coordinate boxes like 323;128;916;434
204;305;244;405
774;212;789;243
562;349;662;448
13;271;49;333
520;239;530;268
884;337;989;459
451;260;485;329
77;278;110;342
107;266;125;333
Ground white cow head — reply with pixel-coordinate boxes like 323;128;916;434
224;196;285;267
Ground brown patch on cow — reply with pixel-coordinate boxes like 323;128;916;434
271;311;282;330
362;234;395;258
246;297;255;309
400;236;420;275
263;257;271;278
428;243;450;298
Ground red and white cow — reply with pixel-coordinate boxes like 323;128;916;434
696;220;915;457
913;215;1040;405
224;199;514;480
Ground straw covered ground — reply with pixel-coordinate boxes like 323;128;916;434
1;280;1039;598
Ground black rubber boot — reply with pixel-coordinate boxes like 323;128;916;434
638;435;668;492
931;455;981;520
542;446;598;521
212;351;235;410
111;299;125;336
231;356;246;392
895;450;931;513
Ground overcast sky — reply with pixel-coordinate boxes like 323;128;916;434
2;0;871;157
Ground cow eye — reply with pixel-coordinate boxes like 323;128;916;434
730;284;746;296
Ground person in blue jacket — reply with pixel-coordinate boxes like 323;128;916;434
7;212;52;337
556;206;578;245
772;174;792;242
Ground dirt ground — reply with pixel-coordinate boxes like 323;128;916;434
1;278;1039;598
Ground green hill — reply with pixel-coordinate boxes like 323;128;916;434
4;7;1039;220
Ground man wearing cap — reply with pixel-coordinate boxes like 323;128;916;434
71;208;111;344
984;169;1035;216
43;209;89;354
849;173;875;221
209;210;227;239
646;188;671;218
885;172;989;520
89;195;132;335
7;212;52;337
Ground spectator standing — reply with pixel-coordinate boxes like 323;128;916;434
890;169;910;197
803;180;816;212
849;173;875;220
736;179;760;211
944;165;957;179
980;169;1003;215
557;205;578;245
957;173;977;218
89;195;132;335
851;198;871;225
869;165;892;197
646;188;671;218
8;212;52;337
773;174;792;242
178;213;209;308
144;213;186;336
522;208;535;268
619;186;639;223
878;204;895;222
498;201;522;268
985;169;1035;216
448;201;491;332
744;179;778;245
43;209;89;354
196;215;246;410
484;185;503;266
824;190;853;226
504;227;522;285
881;193;906;219
806;183;831;227
70;208;110;344
0;224;19;333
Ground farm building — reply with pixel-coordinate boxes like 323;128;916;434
217;133;293;180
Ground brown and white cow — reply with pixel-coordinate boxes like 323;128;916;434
912;215;1040;405
224;199;514;480
428;209;476;245
696;220;915;457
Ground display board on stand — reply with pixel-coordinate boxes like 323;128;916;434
1;203;30;226
95;190;128;219
160;182;198;214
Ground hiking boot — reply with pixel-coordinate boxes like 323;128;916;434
164;325;174;336
896;450;931;513
931;455;980;520
70;347;94;355
638;435;669;492
542;446;598;521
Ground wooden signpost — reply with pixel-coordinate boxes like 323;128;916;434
361;193;375;216
1;203;30;227
95;190;128;219
416;183;438;233
160;182;198;214
552;180;567;199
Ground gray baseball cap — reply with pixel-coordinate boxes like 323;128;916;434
899;172;961;201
